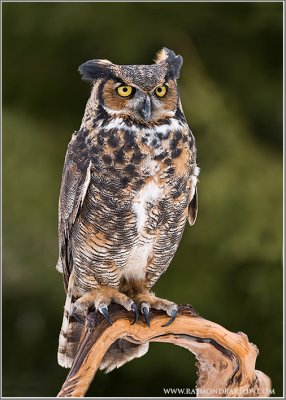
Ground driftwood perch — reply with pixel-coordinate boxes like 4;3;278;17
57;304;271;397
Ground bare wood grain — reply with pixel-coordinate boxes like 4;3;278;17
57;304;271;398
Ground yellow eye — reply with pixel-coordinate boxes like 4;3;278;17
116;85;134;97
155;85;167;97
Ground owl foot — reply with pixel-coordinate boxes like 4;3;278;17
134;292;178;327
73;286;138;325
98;303;139;325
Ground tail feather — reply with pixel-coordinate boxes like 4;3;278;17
57;272;83;368
99;339;149;373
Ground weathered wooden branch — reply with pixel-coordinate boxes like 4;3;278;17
57;304;271;397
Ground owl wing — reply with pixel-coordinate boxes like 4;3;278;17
56;135;91;291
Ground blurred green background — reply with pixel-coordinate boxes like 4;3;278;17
3;2;283;397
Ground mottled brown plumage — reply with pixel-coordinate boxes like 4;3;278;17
57;47;199;370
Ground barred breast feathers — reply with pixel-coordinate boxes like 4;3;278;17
65;98;198;284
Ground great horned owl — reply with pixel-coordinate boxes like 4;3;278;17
57;47;199;371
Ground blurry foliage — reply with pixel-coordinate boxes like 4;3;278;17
3;2;283;397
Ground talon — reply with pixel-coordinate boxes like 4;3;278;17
99;306;113;325
141;303;150;327
131;303;139;325
72;306;85;324
162;307;178;327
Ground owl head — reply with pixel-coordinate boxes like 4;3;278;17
79;48;183;124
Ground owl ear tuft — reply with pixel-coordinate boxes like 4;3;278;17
155;47;183;79
78;59;113;81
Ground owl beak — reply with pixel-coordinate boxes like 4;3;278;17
140;96;152;121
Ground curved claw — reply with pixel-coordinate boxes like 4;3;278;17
141;303;150;327
131;303;139;325
72;306;85;324
162;307;178;327
99;306;113;325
